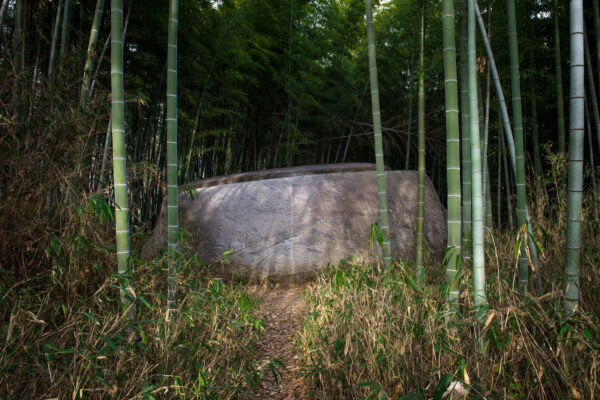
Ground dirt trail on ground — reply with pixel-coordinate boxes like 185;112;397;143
246;285;308;400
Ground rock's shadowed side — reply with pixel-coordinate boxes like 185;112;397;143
142;170;447;281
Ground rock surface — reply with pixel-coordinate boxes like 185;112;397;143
180;162;386;189
142;170;447;281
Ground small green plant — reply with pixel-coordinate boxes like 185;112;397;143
298;255;600;399
1;205;264;399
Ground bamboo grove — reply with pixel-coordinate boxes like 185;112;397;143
0;0;598;319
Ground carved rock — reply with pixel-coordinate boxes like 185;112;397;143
142;169;447;281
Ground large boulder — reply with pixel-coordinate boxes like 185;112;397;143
142;169;447;281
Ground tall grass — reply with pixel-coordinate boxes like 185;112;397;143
298;149;600;399
298;220;600;399
0;192;264;399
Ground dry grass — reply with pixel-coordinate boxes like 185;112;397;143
0;191;265;399
298;209;600;399
0;255;265;399
297;150;600;399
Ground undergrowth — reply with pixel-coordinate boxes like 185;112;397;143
298;152;600;400
298;239;600;399
0;194;265;399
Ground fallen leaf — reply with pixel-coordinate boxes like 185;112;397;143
570;386;582;399
484;311;495;330
463;369;471;385
343;333;351;357
442;381;469;399
393;383;403;397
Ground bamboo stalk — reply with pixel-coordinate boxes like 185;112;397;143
459;0;472;259
80;0;105;106
415;0;426;284
365;0;391;265
564;0;584;316
468;0;486;308
166;0;180;314
442;0;462;314
110;0;135;318
553;0;567;153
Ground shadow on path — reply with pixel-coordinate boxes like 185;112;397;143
246;285;308;400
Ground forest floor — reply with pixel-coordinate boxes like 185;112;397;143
246;284;308;400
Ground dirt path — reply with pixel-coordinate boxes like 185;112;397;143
246;285;308;400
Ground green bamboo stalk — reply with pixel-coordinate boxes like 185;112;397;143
459;0;472;258
475;3;515;169
584;97;599;219
49;0;63;76
415;0;426;285
553;0;567;153
584;27;600;155
0;0;9;34
501;129;514;229
80;0;105;106
593;0;600;99
111;0;134;317
475;2;541;292
343;79;369;162
530;71;547;207
442;0;462;313
530;76;542;180
406;47;416;171
481;3;492;230
468;0;486;309
482;62;492;229
166;0;180;314
13;0;23;73
89;2;131;101
60;0;72;56
97;120;112;191
506;0;529;291
12;0;23;129
497;134;502;226
485;171;492;228
185;106;202;183
564;0;584;316
365;0;391;265
405;80;414;170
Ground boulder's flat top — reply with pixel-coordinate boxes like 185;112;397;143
181;163;383;190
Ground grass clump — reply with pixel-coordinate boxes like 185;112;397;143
298;254;600;399
0;194;264;399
